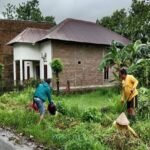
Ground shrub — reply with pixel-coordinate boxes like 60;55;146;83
56;101;81;118
81;108;101;123
138;87;150;120
105;132;147;150
52;124;106;150
56;101;69;115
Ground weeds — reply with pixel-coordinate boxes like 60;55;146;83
0;87;149;149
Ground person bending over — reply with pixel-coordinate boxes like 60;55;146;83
33;78;52;124
120;68;138;122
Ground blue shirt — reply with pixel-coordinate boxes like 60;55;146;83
34;82;52;103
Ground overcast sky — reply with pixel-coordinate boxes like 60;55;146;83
0;0;132;23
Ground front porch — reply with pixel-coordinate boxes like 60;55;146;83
13;59;50;85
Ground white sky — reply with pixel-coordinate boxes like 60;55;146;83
0;0;132;23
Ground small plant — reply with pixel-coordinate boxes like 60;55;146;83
56;101;81;118
51;58;63;96
0;63;4;79
57;101;69;115
0;64;4;92
81;108;101;123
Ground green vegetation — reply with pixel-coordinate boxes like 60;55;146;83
51;58;64;96
0;87;149;150
2;0;56;24
97;0;150;42
99;40;150;87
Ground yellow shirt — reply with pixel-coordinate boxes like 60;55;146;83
122;75;138;101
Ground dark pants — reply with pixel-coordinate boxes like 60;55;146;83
127;95;138;109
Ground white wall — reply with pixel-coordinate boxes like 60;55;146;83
13;41;52;81
14;43;40;61
40;41;52;79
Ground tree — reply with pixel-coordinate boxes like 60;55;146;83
97;9;128;37
127;41;150;87
99;41;129;82
127;0;150;42
2;0;56;24
51;58;63;96
99;40;150;87
44;16;56;25
98;0;150;42
16;0;43;21
2;3;17;19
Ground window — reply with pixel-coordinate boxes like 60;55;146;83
44;65;47;80
36;65;40;79
27;66;30;80
104;67;109;80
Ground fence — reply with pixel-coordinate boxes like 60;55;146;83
0;79;40;95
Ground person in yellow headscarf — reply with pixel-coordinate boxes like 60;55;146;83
113;112;138;138
120;68;138;122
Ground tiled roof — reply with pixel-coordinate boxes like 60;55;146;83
8;18;130;46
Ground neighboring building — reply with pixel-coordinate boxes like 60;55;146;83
8;18;130;89
0;19;53;83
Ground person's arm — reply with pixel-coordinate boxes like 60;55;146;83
47;87;52;104
121;90;125;103
130;75;138;92
121;81;125;103
128;126;138;138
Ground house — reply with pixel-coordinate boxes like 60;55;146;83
0;19;53;84
8;18;130;89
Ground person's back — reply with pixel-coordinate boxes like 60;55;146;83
122;74;138;101
34;82;51;102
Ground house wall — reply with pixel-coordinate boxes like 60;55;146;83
39;41;52;79
52;40;107;88
14;43;40;60
13;41;52;81
0;19;53;81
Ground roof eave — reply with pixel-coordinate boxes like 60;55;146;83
6;41;36;46
38;37;130;46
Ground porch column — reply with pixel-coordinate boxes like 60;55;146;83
40;60;44;80
20;59;23;85
13;60;16;86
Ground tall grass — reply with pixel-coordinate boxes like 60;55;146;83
60;87;120;110
0;87;149;150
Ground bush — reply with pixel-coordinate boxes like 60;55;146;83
56;101;81;118
81;108;101;123
56;101;70;115
52;124;106;150
105;132;147;150
138;87;150;120
133;120;150;145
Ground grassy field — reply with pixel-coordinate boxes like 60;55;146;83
62;88;120;110
0;87;149;150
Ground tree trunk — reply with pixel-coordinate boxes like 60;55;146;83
56;73;59;96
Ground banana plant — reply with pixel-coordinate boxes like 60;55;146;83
99;41;130;82
99;40;150;87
